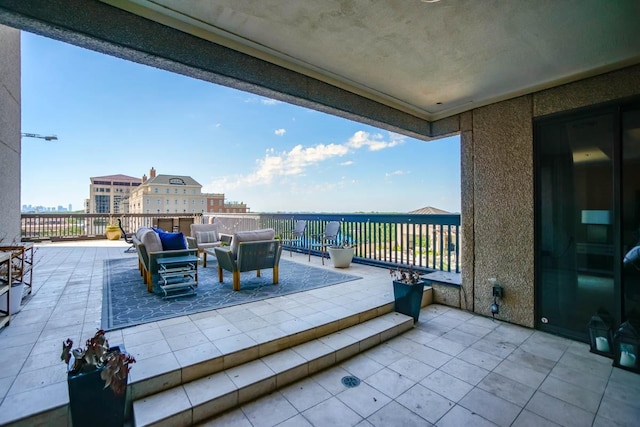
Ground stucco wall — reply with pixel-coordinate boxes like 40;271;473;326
459;64;640;328
469;96;535;326
0;25;21;244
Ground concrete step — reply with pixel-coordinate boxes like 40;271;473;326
129;301;393;403
132;311;415;426
128;286;433;404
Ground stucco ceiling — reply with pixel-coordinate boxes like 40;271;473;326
104;0;640;121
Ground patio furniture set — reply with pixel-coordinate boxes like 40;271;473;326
129;220;345;297
131;223;283;296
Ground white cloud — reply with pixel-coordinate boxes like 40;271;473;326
385;170;408;177
244;97;281;105
275;128;286;136
206;130;402;190
346;130;404;151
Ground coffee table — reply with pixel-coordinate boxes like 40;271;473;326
156;255;198;299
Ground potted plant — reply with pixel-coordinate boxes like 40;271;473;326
61;329;136;427
327;242;356;268
105;222;122;240
390;267;425;323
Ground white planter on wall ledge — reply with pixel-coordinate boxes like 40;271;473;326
327;246;354;268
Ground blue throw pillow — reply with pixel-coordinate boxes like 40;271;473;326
157;231;186;250
152;227;164;233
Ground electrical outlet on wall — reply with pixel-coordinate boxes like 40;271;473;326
492;285;504;298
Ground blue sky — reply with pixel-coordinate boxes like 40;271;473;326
20;32;460;213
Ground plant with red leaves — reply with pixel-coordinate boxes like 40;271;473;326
61;329;136;396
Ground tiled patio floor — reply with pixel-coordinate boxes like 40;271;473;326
0;240;638;426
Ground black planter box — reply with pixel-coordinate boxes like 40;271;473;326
393;280;425;324
67;347;127;427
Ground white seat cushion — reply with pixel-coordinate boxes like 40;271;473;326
139;228;163;253
196;230;219;244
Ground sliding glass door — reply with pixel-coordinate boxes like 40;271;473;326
622;108;640;326
535;102;640;340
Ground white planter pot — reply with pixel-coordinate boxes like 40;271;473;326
0;282;24;315
327;247;354;268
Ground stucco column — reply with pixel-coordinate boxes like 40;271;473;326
471;96;535;327
0;24;21;244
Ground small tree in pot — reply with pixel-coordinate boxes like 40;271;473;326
61;329;136;426
390;267;425;323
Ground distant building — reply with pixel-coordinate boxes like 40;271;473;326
86;174;142;214
21;204;72;213
408;206;451;215
407;206;457;254
128;167;248;214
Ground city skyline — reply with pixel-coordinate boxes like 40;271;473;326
21;204;74;213
20;32;461;214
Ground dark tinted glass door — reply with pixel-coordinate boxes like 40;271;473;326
623;108;640;324
536;112;616;340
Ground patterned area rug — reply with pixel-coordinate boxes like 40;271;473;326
102;257;361;330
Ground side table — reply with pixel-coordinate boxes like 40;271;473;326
0;253;12;330
156;255;198;299
0;243;34;295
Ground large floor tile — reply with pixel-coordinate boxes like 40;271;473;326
525;391;594;427
494;359;547;389
364;367;416;399
280;377;332;412
459;388;521;427
436;405;498;427
302;396;362;427
396;383;453;424
365;401;432;427
538;375;602;412
477;372;535;407
386;355;435;382
240;391;299;427
596;395;640;427
420;369;473;402
336;382;391;418
440;357;489;385
511;409;561;427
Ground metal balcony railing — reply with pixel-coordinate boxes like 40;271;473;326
259;213;460;273
20;213;203;240
20;212;460;273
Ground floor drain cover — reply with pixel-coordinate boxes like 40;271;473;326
341;375;361;388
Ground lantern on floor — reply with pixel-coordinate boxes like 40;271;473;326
587;313;614;357
612;321;639;373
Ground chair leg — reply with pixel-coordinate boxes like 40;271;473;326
273;266;279;284
233;271;240;291
203;251;207;268
256;269;261;278
218;267;223;283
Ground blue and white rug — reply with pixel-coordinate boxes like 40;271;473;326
102;257;361;330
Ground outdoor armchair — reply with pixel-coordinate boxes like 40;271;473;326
280;220;307;257
133;227;197;293
117;218;136;253
187;223;226;267
308;221;340;265
214;229;282;291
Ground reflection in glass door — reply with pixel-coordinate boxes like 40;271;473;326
623;109;640;325
536;111;616;340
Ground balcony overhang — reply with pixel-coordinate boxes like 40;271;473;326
1;0;639;141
